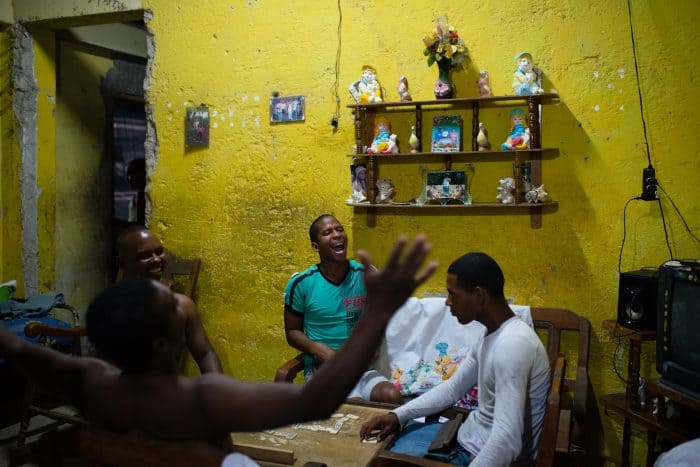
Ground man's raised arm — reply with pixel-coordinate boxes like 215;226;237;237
0;324;107;410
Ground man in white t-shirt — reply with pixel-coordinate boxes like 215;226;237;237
361;252;550;466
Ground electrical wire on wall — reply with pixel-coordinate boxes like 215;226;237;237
329;0;342;131
618;0;699;273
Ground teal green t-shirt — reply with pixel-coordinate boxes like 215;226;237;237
284;260;367;372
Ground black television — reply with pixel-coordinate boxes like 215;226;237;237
656;260;700;399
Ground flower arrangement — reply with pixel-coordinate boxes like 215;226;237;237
422;15;468;69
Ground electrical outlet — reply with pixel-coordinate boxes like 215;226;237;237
641;166;658;201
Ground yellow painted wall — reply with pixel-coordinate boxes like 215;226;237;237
0;26;22;289
140;0;699;462
1;0;695;464
32;27;57;292
54;41;113;313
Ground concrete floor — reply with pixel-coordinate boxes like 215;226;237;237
0;407;78;467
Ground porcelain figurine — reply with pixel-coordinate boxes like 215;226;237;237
496;177;516;204
367;117;397;154
397;76;412;102
478;70;492;97
501;108;530;150
525;184;549;203
349;65;383;104
512;51;543;95
408;125;420;153
477;122;491;151
375;178;395;203
387;134;399;154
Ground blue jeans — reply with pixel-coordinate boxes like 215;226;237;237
389;421;473;466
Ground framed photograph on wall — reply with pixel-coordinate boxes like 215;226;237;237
430;115;462;152
270;95;305;123
425;170;470;205
185;106;210;147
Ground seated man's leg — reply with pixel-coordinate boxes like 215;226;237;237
389;421;473;466
349;370;403;404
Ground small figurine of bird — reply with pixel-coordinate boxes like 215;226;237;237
477;122;491;151
408;125;420;153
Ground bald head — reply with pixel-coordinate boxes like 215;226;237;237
117;227;166;280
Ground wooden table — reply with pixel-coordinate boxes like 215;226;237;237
231;400;463;467
231;401;391;466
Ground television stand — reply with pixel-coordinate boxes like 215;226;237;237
647;379;700;421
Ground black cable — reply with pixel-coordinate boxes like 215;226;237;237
657;182;700;243
656;199;674;260
330;0;342;127
626;0;653;167
619;197;642;274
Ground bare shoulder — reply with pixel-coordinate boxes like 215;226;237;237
175;292;198;316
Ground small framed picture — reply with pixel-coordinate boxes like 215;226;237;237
185;106;210;147
425;170;469;204
431;115;462;152
270;95;305;123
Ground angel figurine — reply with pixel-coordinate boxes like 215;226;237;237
397;76;412;102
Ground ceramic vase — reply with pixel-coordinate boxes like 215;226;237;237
434;60;454;99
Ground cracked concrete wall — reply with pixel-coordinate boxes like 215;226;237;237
11;22;39;295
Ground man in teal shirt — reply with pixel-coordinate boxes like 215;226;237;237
284;214;403;404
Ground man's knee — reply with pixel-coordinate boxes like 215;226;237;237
370;381;403;405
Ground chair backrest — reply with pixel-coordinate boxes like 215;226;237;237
535;354;566;467
38;427;226;467
530;307;590;459
161;252;201;299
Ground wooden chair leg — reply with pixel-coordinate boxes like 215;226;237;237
15;381;36;448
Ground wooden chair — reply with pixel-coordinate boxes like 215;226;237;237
36;426;226;467
161;251;201;299
275;352;305;383
14;317;88;451
530;307;591;465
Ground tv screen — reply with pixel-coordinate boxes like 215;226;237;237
668;281;700;371
657;261;700;398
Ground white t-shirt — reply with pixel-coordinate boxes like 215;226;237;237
392;316;550;467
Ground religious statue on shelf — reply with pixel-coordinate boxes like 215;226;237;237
501;108;530;150
367;117;398;154
496;177;516;204
511;51;543;96
349;65;383;104
478;70;492;97
397;76;412;102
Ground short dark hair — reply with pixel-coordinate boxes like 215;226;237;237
86;278;173;372
309;214;336;243
126;157;146;174
116;226;149;257
447;252;505;299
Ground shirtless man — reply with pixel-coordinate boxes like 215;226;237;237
117;226;222;374
1;236;436;451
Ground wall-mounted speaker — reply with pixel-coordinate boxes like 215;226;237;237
617;269;658;330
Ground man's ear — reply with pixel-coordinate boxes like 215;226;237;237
152;335;169;356
311;242;320;253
